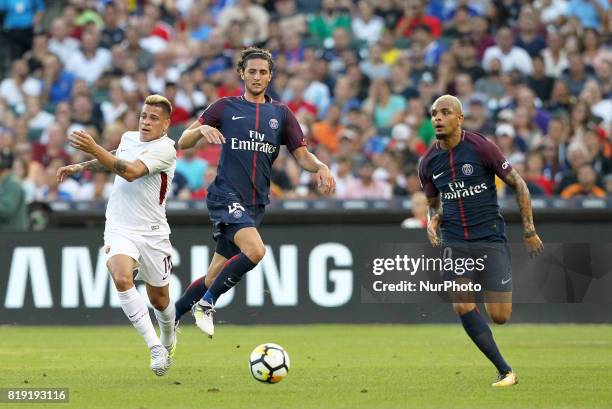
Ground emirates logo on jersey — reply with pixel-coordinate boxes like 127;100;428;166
230;129;277;154
442;180;488;200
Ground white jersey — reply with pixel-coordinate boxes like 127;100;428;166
105;131;176;236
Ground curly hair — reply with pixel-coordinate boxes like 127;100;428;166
236;47;274;73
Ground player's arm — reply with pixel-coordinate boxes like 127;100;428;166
426;195;443;247
502;168;544;257
178;119;225;150
291;146;336;195
56;150;117;182
68;130;149;182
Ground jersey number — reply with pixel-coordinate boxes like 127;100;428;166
163;255;172;275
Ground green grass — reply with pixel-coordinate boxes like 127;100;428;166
1;324;612;409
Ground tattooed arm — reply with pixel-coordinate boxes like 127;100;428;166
56;150;116;183
502;168;544;256
66;130;149;182
426;195;443;247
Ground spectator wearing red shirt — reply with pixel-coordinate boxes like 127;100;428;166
32;123;71;167
395;0;442;39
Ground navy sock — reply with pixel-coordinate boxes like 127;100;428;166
203;253;257;305
460;308;512;374
175;276;207;321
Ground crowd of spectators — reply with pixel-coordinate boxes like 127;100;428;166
0;0;610;209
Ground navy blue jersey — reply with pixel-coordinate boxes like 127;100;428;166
199;95;306;205
418;130;513;242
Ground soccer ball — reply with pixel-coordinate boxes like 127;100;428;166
248;343;290;383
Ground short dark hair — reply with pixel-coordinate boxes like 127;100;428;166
236;47;274;73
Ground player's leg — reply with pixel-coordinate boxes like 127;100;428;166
174;238;239;322
107;252;168;375
484;294;512;324
193;226;264;337
451;279;512;382
202;226;264;305
146;283;176;363
136;237;177;368
484;292;516;386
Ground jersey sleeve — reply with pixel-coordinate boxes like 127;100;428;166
478;137;513;179
138;142;176;174
197;98;226;128
281;105;307;152
418;156;439;198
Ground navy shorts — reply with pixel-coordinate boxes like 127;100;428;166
440;242;512;292
206;192;265;259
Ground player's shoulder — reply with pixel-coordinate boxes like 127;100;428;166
419;141;440;168
463;130;494;147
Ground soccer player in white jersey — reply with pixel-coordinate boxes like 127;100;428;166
57;95;177;376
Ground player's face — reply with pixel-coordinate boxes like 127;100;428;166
139;104;170;142
240;58;272;97
430;101;463;140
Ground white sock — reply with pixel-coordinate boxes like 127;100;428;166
118;286;161;349
154;302;176;348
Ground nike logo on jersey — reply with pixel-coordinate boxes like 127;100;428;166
433;172;444;180
501;277;512;285
232;116;245;120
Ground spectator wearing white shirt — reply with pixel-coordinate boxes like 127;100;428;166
352;0;385;45
47;17;80;65
541;29;569;78
534;0;568;25
0;59;41;112
65;27;112;85
482;26;533;75
101;80;127;125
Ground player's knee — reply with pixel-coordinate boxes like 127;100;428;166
109;270;133;291
453;303;475;316
150;296;169;311
491;310;511;325
244;245;265;264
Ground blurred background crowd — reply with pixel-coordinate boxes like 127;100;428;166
0;0;610;219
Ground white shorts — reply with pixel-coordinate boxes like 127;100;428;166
104;229;173;287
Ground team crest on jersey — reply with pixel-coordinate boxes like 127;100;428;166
462;164;473;176
228;202;245;219
269;118;279;129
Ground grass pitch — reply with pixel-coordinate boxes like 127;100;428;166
1;324;611;409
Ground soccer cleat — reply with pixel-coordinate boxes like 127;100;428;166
165;332;177;364
150;344;170;376
492;371;518;387
192;300;215;338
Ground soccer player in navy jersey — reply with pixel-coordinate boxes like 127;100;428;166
174;47;336;337
419;95;544;387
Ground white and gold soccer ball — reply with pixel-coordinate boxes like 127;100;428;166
248;343;290;383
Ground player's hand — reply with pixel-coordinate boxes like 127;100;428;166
523;232;544;258
315;165;336;195
56;164;83;183
69;130;99;154
199;125;226;144
427;214;442;247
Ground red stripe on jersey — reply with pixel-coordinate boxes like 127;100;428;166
252;102;260;204
159;172;168;205
449;148;469;240
255;102;260;130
